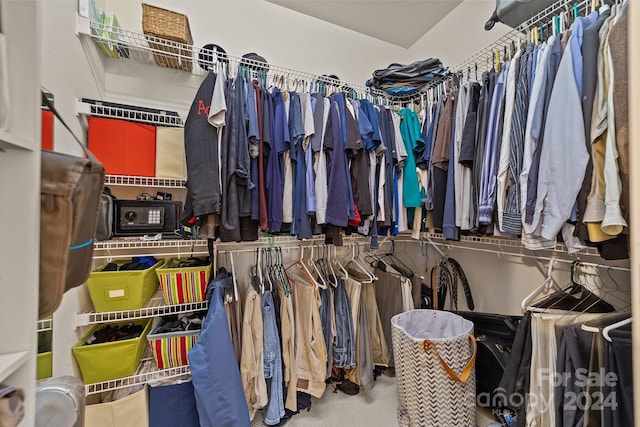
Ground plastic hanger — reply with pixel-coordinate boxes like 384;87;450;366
355;244;378;281
306;245;328;289
602;317;631;342
581;311;631;333
274;247;292;296
346;243;374;283
522;257;562;311
286;245;320;289
331;245;349;282
261;248;273;292
227;251;239;302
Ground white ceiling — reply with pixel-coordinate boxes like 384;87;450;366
265;0;463;48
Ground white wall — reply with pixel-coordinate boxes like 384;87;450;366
408;0;512;70
43;0;512;134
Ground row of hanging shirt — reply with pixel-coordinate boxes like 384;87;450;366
496;260;632;427
182;58;447;247
421;0;629;260
197;244;419;426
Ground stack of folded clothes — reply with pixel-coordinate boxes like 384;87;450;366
366;58;448;97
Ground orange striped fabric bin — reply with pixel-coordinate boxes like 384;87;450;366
155;258;211;305
148;329;200;369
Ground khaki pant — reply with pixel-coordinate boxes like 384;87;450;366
279;288;298;411
291;278;327;398
240;288;268;420
362;281;391;367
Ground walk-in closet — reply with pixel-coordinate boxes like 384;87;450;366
0;0;638;426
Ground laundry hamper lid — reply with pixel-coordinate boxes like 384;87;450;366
391;309;474;341
35;376;85;427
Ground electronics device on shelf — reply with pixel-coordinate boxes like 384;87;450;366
114;199;182;237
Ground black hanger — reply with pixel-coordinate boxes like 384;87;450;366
531;261;615;313
378;241;415;278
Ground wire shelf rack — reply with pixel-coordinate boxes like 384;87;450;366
94;239;207;251
76;99;184;127
426;232;601;256
37;318;53;333
79;17;388;97
85;358;191;395
453;0;591;73
75;289;209;327
104;174;186;188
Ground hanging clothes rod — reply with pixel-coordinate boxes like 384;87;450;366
85;18;389;99
215;239;391;255
452;0;591;73
413;238;630;272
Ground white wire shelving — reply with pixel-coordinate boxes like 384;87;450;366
37;318;53;333
75;289;209;327
94;239;208;251
76;16;388;97
427;232;600;256
418;233;630;272
85;358;191;395
76;99;184;127
453;0;591;73
104;174;186;188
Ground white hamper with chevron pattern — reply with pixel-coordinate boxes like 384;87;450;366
391;310;477;427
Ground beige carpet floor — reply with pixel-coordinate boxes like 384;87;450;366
251;375;499;427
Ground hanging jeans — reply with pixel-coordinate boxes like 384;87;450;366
333;277;356;369
262;291;285;425
319;286;335;379
189;270;250;427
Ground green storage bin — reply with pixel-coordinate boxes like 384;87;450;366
86;259;163;312
37;352;52;380
72;319;152;384
37;329;52;380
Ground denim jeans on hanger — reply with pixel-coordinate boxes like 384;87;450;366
319;286;334;379
333;277;356;369
262;290;285;425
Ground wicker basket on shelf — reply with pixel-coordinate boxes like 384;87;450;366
142;3;193;72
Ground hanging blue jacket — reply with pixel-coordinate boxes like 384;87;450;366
189;270;250;427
